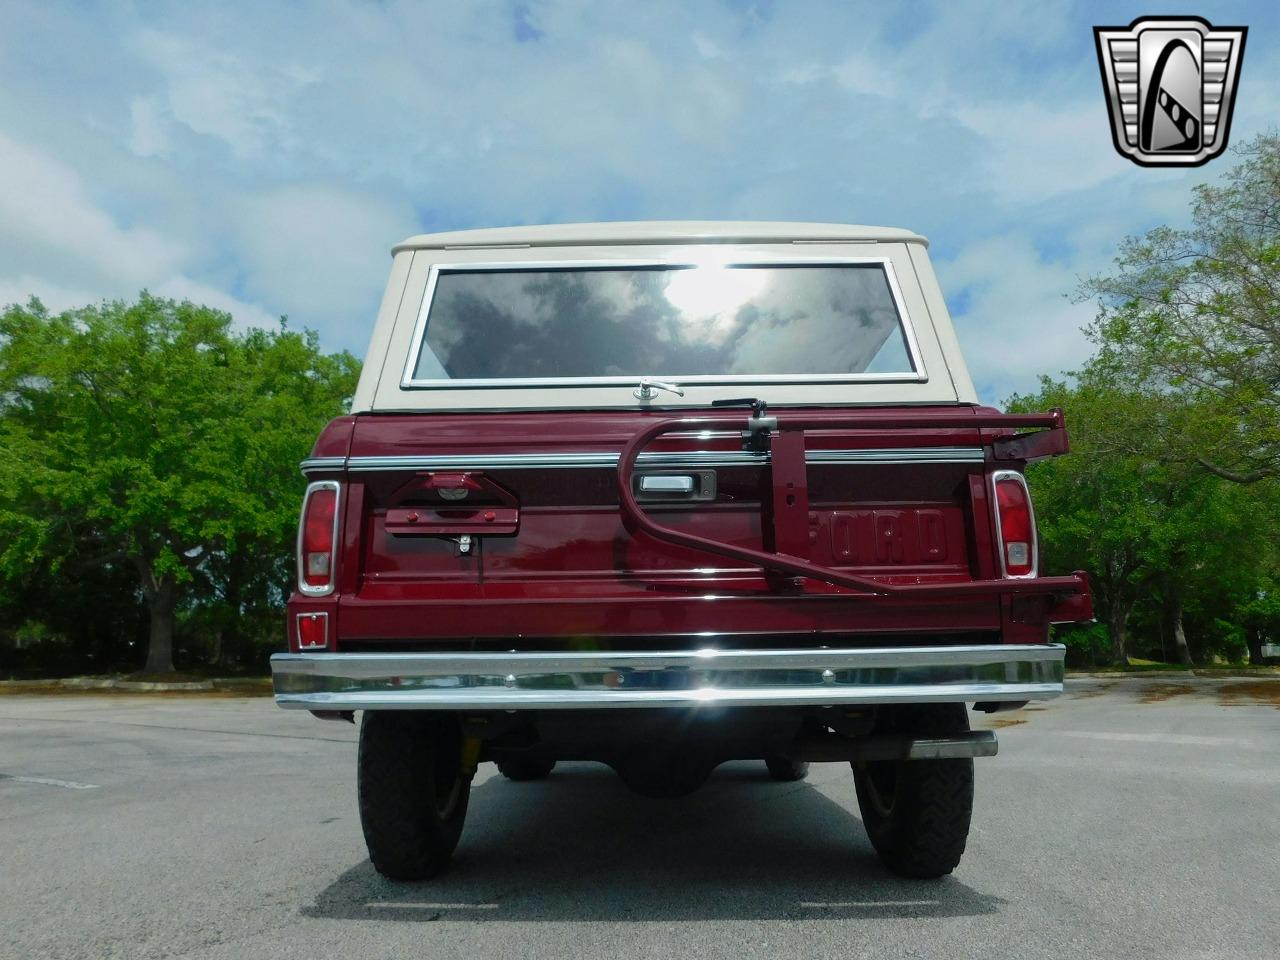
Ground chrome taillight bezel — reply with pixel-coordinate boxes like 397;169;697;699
990;469;1038;579
297;480;341;597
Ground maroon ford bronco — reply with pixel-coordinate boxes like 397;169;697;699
272;222;1092;880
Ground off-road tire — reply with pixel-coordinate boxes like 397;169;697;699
853;703;974;879
496;756;556;781
765;756;810;782
358;711;470;881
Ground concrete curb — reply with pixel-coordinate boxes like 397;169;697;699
58;677;125;690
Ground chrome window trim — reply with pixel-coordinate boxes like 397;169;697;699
300;446;986;474
398;257;928;390
270;642;1065;711
991;469;1039;579
296;480;342;597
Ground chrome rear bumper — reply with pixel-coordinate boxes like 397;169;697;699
271;643;1064;711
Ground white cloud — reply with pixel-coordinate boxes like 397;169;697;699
152;276;280;331
127;97;170;158
692;34;725;60
936;235;1098;404
0;131;282;330
131;28;318;159
832;52;898;100
0;131;182;290
0;276;102;315
951;99;1122;204
233;185;413;327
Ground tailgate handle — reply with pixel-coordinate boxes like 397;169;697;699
633;470;716;501
640;475;693;493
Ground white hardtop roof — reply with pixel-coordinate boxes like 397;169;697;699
393;220;928;253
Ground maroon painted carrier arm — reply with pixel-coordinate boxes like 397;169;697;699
615;409;1089;602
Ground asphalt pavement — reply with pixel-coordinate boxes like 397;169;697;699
2;677;1278;960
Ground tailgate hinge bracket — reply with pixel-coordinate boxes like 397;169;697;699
711;397;776;451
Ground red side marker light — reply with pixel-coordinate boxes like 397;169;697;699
297;612;328;650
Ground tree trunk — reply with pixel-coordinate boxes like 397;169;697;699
1100;552;1137;668
218;542;245;670
135;560;177;674
1247;627;1265;666
1107;601;1131;667
1169;605;1192;666
1163;578;1194;666
144;581;176;674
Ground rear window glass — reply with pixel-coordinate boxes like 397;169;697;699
408;262;916;383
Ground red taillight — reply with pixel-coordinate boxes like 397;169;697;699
993;472;1036;577
299;482;340;594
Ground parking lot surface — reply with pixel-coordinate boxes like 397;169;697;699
2;677;1279;960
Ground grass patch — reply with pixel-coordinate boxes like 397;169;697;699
0;676;273;697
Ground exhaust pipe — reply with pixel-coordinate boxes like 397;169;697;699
789;730;997;763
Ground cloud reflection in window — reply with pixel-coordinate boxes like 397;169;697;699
416;263;913;380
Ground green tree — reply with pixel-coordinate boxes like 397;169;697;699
1010;380;1155;665
1010;377;1266;666
1237;576;1280;665
0;294;358;673
0;559;145;677
1079;132;1280;484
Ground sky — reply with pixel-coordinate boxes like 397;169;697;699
0;0;1275;404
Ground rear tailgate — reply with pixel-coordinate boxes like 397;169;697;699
326;406;1081;649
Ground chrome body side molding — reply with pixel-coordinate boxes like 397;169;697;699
271;643;1065;711
297;456;347;476
299;446;986;474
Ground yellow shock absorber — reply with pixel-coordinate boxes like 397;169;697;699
461;735;483;778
